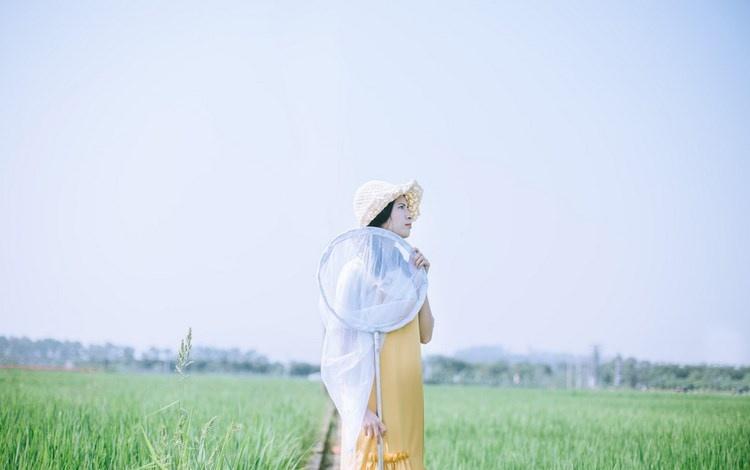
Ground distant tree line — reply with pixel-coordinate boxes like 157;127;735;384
0;336;319;377
3;336;748;393
422;355;750;393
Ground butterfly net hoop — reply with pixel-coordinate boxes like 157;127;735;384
317;226;428;466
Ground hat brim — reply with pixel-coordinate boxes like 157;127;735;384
360;180;423;227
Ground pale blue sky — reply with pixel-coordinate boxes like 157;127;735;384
2;1;748;365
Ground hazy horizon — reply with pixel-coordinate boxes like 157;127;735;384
4;332;746;368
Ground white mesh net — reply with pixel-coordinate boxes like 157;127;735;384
317;227;428;467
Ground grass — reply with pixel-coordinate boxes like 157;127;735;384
3;369;749;469
0;369;329;469
424;385;750;469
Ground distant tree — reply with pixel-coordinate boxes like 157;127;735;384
288;361;319;376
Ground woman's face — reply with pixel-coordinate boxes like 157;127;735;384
381;195;413;238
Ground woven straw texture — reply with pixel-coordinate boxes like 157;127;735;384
353;179;423;227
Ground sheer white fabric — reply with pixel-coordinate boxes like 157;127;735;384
317;227;428;468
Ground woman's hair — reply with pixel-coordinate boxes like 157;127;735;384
367;200;395;228
366;199;412;280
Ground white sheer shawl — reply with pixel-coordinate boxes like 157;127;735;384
317;228;427;468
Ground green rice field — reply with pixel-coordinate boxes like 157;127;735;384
2;370;749;469
0;370;328;469
424;385;750;469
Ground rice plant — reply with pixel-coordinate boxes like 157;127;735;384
137;327;250;470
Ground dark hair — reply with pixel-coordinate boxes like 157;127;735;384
367;200;395;228
366;199;412;280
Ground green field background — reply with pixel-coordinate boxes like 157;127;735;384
2;370;749;469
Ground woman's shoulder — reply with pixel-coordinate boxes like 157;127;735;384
341;258;365;278
337;258;367;287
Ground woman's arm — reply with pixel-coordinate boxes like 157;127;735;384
418;296;434;344
411;247;433;344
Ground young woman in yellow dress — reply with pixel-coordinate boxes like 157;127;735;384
349;180;435;470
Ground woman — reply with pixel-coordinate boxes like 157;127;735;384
331;179;435;469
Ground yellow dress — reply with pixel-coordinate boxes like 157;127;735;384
352;315;425;469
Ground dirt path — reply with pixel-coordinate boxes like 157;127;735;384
319;409;341;469
306;402;340;470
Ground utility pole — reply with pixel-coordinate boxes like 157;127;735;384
590;345;600;389
614;354;622;387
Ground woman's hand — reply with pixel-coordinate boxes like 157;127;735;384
412;247;430;273
362;409;387;439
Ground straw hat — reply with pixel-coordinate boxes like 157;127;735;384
353;179;423;227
